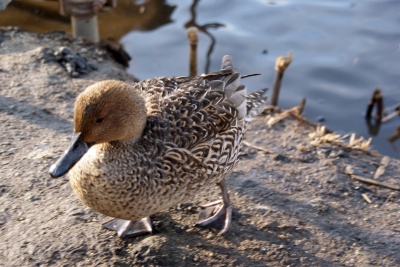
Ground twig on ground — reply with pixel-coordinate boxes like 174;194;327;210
373;156;390;179
381;106;400;123
266;98;308;127
349;174;400;191
242;140;310;163
242;140;274;154
297;98;306;115
388;126;400;143
361;193;372;204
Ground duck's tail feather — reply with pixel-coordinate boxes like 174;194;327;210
220;55;268;122
219;55;247;120
220;55;241;99
246;88;268;117
221;55;234;71
242;88;268;132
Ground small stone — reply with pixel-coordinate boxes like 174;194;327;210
24;193;40;201
27;243;36;255
174;225;183;233
206;233;214;239
344;165;354;175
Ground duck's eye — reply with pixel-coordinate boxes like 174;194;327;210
96;118;104;123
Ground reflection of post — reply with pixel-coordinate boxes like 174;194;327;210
365;88;383;120
187;27;198;77
184;0;225;73
59;0;117;42
71;16;99;42
365;117;381;136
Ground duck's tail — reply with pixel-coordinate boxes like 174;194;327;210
220;55;268;129
220;55;247;121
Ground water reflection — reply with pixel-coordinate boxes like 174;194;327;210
1;0;399;158
365;118;381;136
0;0;175;41
184;0;225;73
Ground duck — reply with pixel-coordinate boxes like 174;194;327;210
49;55;267;238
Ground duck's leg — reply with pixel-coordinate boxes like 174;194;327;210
195;178;232;235
102;217;152;238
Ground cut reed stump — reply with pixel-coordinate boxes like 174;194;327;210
187;27;198;77
270;52;292;107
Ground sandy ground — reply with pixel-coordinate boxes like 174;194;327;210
1;28;399;267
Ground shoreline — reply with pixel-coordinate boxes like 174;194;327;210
1;28;399;267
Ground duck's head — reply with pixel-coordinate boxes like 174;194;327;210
49;80;147;178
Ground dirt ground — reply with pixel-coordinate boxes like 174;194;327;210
1;28;399;267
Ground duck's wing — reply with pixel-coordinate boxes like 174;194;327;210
136;57;228;148
138;55;267;150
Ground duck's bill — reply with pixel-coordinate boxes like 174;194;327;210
49;133;91;178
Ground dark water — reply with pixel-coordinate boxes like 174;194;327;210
1;0;400;158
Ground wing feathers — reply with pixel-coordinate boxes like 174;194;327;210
140;55;267;150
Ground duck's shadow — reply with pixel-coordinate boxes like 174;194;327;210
102;199;330;266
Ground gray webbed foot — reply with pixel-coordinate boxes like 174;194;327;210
195;178;232;235
103;217;152;238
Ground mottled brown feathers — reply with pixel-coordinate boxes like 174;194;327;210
68;55;267;222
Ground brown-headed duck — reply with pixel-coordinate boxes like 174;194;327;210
49;55;267;237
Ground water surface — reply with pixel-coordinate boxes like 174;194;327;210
1;0;399;158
